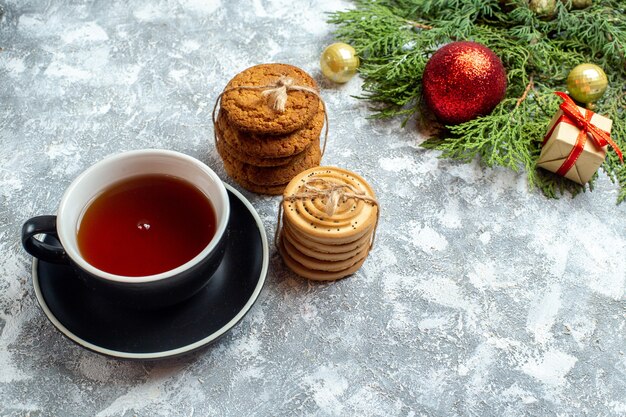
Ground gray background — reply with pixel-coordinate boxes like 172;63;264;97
1;0;626;416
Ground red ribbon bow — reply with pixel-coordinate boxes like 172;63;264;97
543;92;623;177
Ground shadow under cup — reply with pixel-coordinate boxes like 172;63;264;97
22;150;230;310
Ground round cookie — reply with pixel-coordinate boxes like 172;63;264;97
284;218;375;246
221;158;288;195
216;129;296;167
220;63;320;135
278;239;367;281
282;235;370;270
282;167;378;245
217;102;324;159
218;138;321;186
240;143;321;186
282;221;372;259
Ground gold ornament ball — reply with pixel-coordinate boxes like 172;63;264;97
529;0;557;18
566;63;608;104
320;42;359;83
570;0;592;9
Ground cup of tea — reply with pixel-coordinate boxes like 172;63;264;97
22;149;230;309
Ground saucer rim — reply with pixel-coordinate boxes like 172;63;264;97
31;183;269;360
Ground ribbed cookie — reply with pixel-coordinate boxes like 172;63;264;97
282;167;378;245
282;234;370;269
217;102;324;159
220;63;319;135
282;221;372;260
218;138;321;186
278;238;367;281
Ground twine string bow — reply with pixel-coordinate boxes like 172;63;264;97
261;76;294;112
275;179;380;249
212;76;329;155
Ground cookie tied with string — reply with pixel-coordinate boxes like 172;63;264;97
221;63;319;135
277;166;379;281
213;63;328;195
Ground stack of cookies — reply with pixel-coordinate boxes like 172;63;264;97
214;63;325;195
277;166;379;281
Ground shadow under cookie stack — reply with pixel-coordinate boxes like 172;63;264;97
214;63;325;195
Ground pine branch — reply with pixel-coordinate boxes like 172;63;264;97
329;0;626;203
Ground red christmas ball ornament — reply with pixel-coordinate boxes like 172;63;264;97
422;41;507;125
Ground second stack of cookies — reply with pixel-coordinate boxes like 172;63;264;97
216;63;325;195
278;166;379;281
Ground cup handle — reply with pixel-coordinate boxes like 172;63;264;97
21;215;69;264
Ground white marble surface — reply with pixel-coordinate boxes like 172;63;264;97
2;0;626;416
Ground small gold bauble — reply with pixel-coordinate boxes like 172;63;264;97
320;42;359;83
529;0;557;18
570;0;592;9
566;63;608;104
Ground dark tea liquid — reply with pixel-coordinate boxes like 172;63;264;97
77;174;217;276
